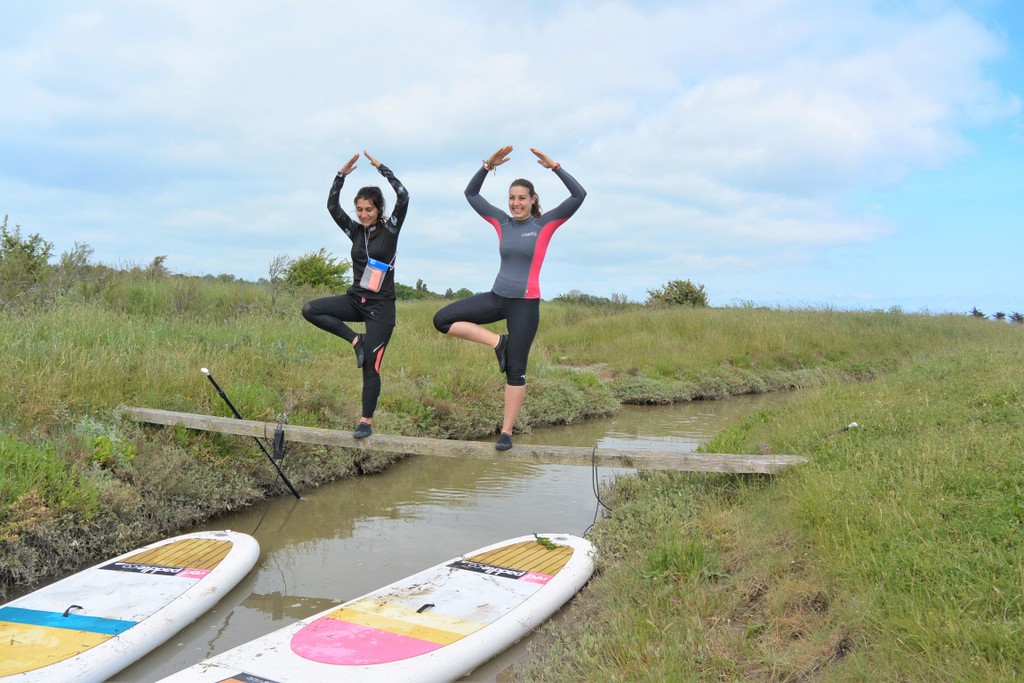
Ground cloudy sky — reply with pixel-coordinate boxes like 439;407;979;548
2;1;1021;313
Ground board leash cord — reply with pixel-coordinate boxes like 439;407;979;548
584;445;613;537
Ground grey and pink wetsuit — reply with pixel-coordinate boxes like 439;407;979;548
433;164;586;386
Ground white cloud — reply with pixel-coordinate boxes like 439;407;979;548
0;0;1019;310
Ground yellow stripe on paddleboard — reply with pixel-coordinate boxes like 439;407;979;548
323;598;484;645
0;622;112;676
469;540;573;576
123;538;231;570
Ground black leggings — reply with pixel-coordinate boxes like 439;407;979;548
433;292;539;387
301;294;394;418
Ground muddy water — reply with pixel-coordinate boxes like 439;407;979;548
115;394;790;682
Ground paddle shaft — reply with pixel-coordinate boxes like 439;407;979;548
203;371;301;500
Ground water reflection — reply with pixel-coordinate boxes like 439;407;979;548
114;395;790;682
527;394;791;452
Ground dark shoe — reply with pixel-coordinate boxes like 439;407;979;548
353;422;373;439
353;335;365;368
495;432;512;451
494;334;508;373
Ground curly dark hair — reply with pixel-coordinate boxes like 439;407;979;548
355;186;386;233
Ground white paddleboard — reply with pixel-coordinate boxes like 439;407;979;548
157;532;595;683
0;529;259;683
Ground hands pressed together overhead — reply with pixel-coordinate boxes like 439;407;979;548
484;146;559;171
341;146;559;175
339;150;381;176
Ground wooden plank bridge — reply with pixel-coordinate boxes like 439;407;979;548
123;407;806;475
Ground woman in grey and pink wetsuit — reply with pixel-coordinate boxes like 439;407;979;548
433;145;586;451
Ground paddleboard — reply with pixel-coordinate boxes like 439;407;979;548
0;529;259;683
157;532;595;683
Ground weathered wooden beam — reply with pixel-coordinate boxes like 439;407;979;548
121;406;806;474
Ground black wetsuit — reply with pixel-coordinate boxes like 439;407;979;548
433;164;586;386
302;164;409;417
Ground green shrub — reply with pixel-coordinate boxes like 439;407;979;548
285;248;350;291
0;215;54;309
75;416;136;469
646;279;709;307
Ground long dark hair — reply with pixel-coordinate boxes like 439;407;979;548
355;186;386;235
510;179;542;218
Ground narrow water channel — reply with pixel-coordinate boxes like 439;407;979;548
115;394;789;682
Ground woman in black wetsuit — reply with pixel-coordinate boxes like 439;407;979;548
433;145;586;450
302;151;409;439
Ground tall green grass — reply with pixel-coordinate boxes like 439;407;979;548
520;341;1024;681
3;276;1013;437
0;434;100;534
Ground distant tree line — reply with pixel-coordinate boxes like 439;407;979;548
271;248;712;307
3;215;1021;321
970;307;1024;324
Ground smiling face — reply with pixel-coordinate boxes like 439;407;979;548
508;184;535;221
354;198;380;227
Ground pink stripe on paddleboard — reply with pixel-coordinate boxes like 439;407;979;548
521;572;553;585
178;568;211;579
291;617;442;665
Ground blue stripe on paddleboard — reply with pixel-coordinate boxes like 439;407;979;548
0;606;136;635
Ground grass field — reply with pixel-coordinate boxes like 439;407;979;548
519;338;1024;681
2;272;1022;679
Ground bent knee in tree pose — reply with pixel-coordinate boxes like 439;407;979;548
433;145;586;451
302;151;409;439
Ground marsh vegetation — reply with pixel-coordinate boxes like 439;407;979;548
2;241;1022;679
